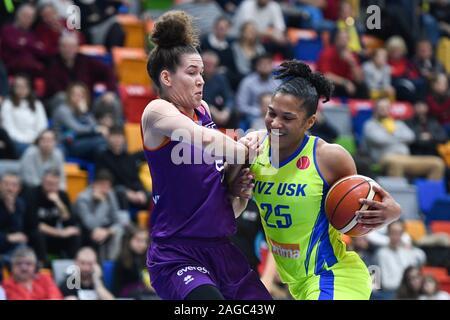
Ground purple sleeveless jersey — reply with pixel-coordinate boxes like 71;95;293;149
143;105;236;240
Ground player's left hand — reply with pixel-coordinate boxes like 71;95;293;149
230;167;254;199
356;184;401;229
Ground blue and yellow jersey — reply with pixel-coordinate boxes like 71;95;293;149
251;134;371;300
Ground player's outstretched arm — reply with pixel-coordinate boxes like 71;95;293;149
142;99;247;164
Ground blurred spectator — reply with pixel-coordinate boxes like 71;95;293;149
336;1;363;54
362;98;445;180
174;0;225;36
412;40;444;83
74;169;124;261
201;51;236;128
419;275;450;300
113;227;156;299
38;0;74;19
0;3;46;76
94;127;150;211
386;36;423;102
0;128;17;160
0;61;8;104
362;48;396;100
396;266;423;300
309;109;338;143
317;29;367;98
348;236;376;267
52;82;108;161
236;53;280;130
429;0;450;39
366;223;412;248
74;0;125;50
34;3;84;58
1;74;48;156
291;0;335;32
406;101;448;156
251;92;271;130
426;73;450;135
59;247;114;300
200;16;238;86
375;221;426;299
19;129;66;190
2;246;63;300
231;21;266;84
0;173;28;257
216;0;241;15
25;169;80;263
45;33;121;123
232;0;292;58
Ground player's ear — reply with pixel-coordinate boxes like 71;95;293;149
305;114;316;130
160;70;171;87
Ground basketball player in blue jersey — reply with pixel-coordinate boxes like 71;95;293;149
142;11;271;300
236;61;402;299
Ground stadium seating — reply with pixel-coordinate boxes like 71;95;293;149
119;84;155;123
117;14;145;48
51;259;74;286
335;135;357;155
385;185;421;220
421;266;449;283
404;220;427;242
124;122;143;154
64;163;89;203
0;160;20;176
321;105;353;136
430;221;450;237
102;260;116;291
287;28;323;62
436;37;450;74
426;197;450;224
112;47;150;85
137;210;149;229
415;178;447;215
79;44;112;66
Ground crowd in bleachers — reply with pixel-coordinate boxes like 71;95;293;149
0;0;449;300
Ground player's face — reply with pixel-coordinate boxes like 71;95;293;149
167;53;204;109
265;93;316;154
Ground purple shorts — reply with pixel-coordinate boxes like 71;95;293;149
147;237;272;300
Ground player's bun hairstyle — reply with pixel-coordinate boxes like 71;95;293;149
274;60;333;117
147;11;200;90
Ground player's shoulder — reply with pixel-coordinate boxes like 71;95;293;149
199;100;212;117
315;138;356;182
316;138;351;162
143;99;180;118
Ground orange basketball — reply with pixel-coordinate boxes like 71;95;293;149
325;175;382;237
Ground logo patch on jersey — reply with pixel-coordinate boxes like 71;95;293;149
268;238;300;259
184;275;194;285
296;156;310;170
176;266;210;277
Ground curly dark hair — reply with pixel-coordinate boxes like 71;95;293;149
274;60;334;117
147;11;200;90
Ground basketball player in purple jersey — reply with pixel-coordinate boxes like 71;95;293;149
142;11;272;300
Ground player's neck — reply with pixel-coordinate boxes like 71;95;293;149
276;135;306;164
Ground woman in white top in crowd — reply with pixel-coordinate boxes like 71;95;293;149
1;74;47;156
